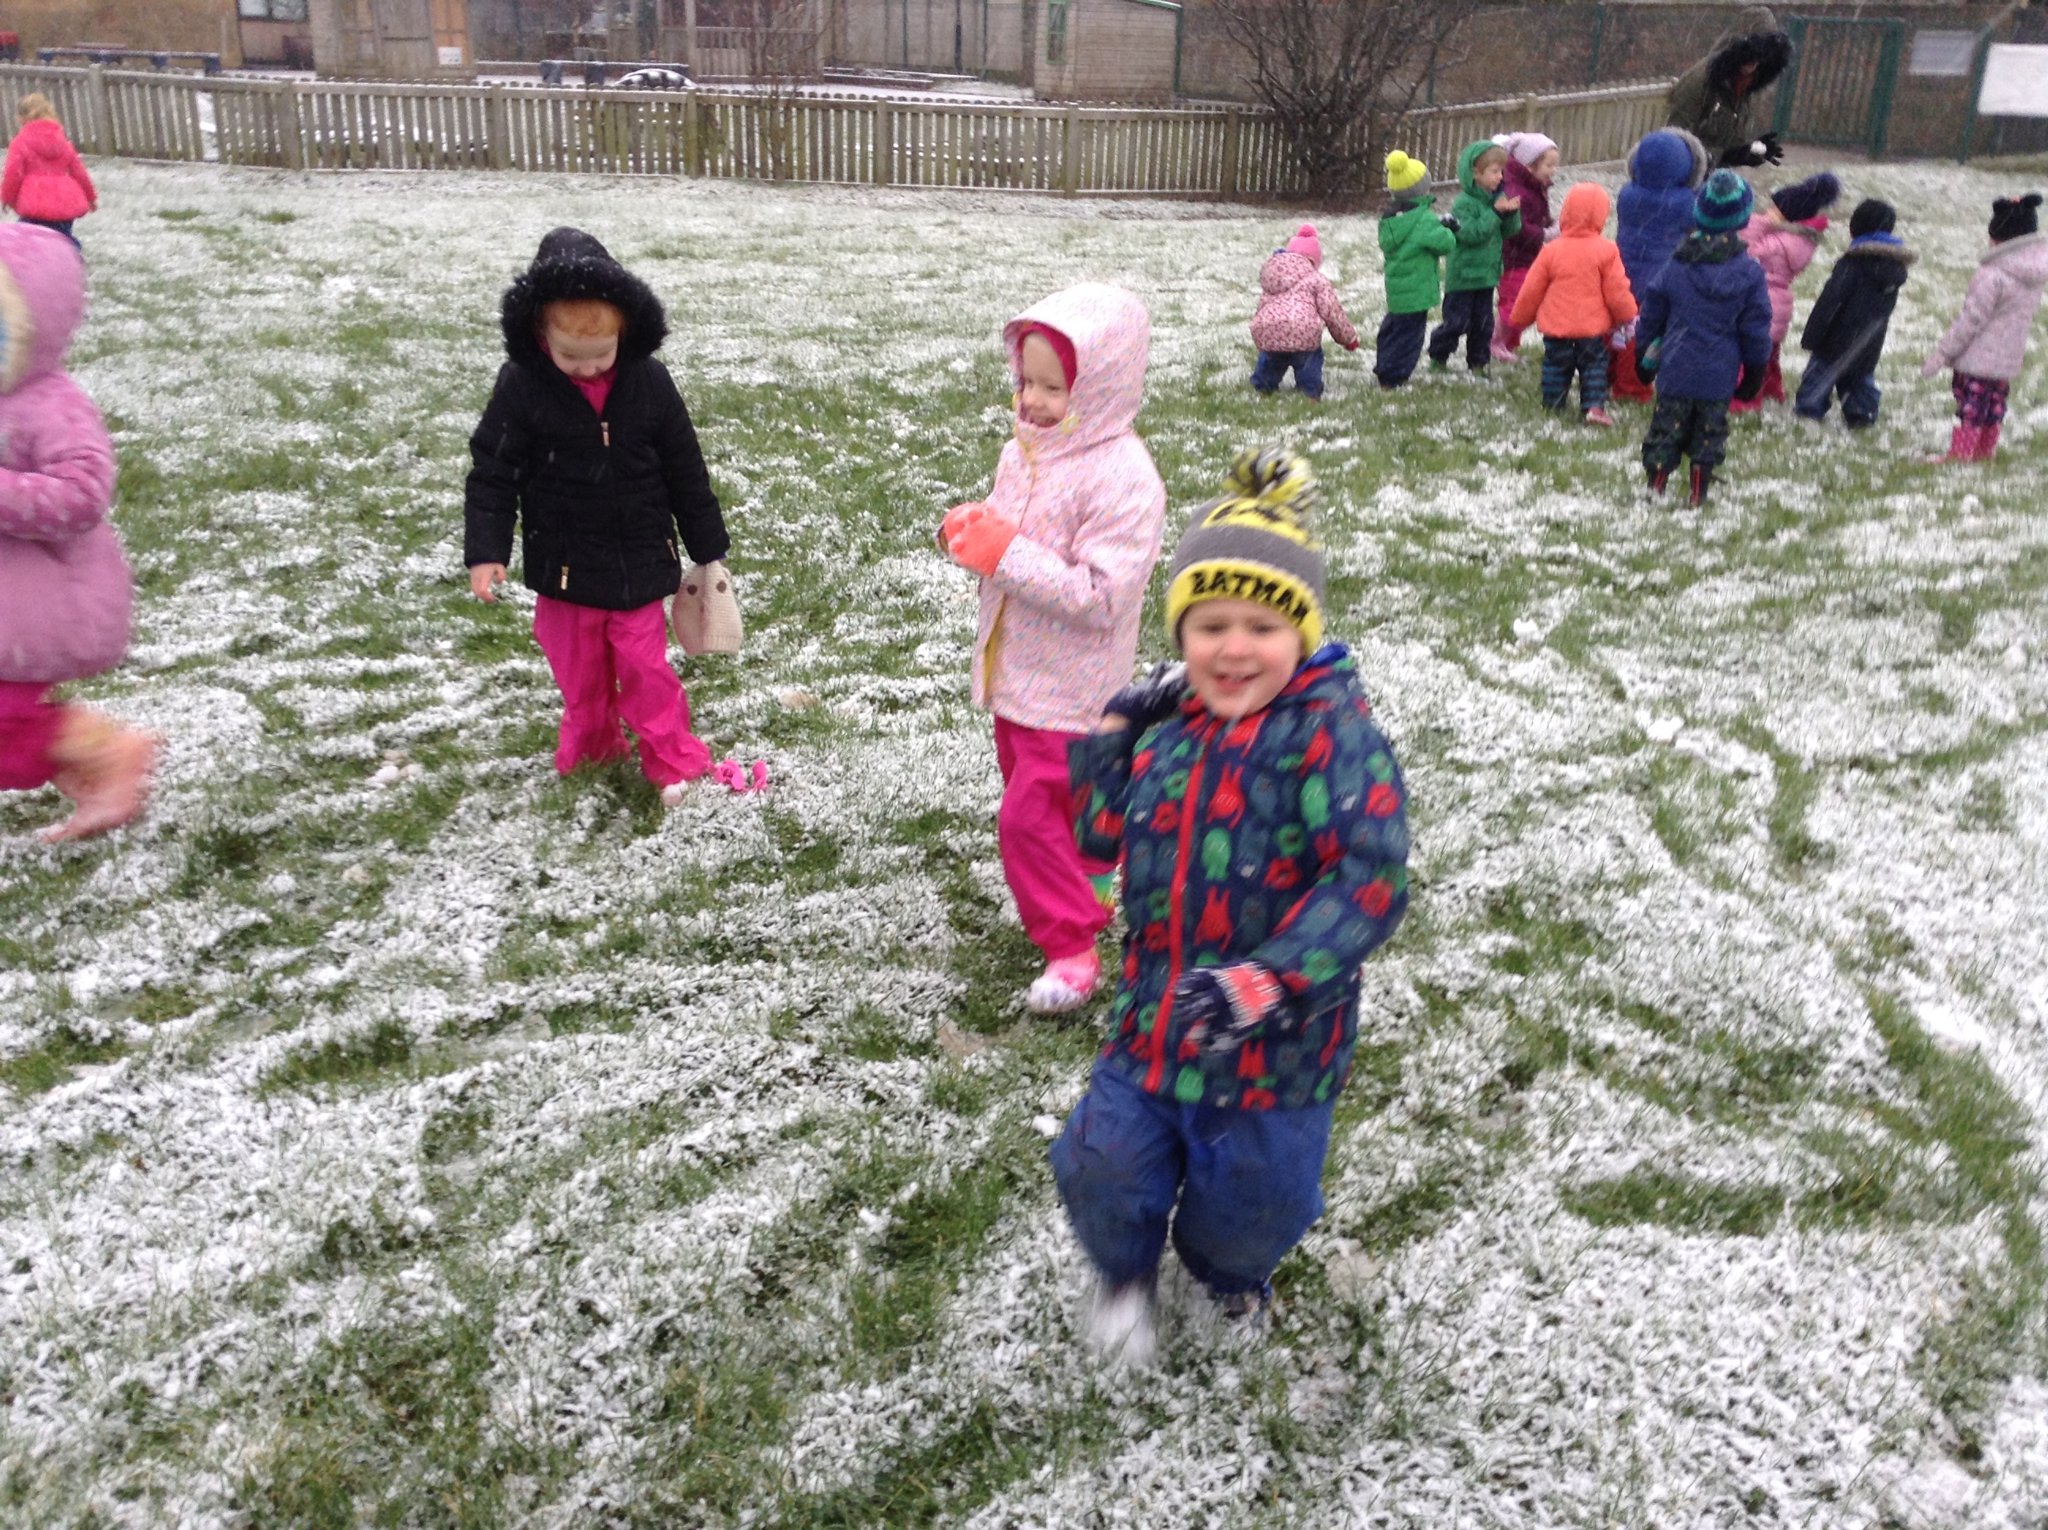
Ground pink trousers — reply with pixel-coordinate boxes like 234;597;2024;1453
533;596;712;786
1496;265;1532;351
0;683;63;791
995;715;1113;964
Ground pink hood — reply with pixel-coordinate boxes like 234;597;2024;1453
971;284;1167;733
0;223;128;683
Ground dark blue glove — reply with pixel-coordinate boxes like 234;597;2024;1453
1172;963;1285;1054
1102;660;1188;735
1735;361;1767;402
1635;335;1662;382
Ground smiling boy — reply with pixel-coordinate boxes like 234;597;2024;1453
1052;449;1411;1365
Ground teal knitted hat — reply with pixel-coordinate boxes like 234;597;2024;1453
1695;169;1755;233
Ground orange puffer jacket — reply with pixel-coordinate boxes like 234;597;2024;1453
1509;183;1639;340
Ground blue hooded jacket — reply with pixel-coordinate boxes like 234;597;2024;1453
1617;130;1708;300
1637;229;1773;401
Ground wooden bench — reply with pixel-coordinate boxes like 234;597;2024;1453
36;46;222;75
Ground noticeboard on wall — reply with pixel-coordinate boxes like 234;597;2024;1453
1979;44;2048;118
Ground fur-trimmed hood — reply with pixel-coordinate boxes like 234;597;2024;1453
498;227;668;369
1706;5;1792;99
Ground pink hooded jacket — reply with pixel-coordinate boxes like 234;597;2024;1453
1928;231;2048;382
1741;212;1826;344
1;118;96;224
1250;250;1359;354
971;283;1167;735
0;224;127;684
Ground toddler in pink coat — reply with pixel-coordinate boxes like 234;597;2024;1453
1733;171;1840;410
0;224;157;840
938;283;1168;1013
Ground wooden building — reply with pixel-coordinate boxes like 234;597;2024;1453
308;0;472;76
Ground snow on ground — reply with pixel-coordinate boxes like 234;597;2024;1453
0;157;2044;1526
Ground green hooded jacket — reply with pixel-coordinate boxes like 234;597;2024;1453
1379;194;1457;315
1444;139;1524;293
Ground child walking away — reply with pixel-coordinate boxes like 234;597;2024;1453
1249;224;1359;400
1429;140;1522;374
1612;128;1710;402
1732;172;1840;411
1509;181;1637;425
0;225;157;841
1796;199;1913;428
1;94;95;247
1921;193;2048;463
1053;449;1409;1365
1376;152;1456;389
1492;132;1560;363
1635;170;1773;506
466;227;741;805
938;284;1167;1014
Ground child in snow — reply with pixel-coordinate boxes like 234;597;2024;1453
1731;171;1841;411
1376;151;1456;389
1;94;95;246
1509;181;1637;424
1921;193;2048;463
1428;140;1522;373
1796;199;1913;429
1635;169;1773;505
1249;223;1360;400
1612;127;1710;402
1053;448;1409;1365
0;224;158;841
1493;132;1560;363
465;227;741;805
937;283;1167;1014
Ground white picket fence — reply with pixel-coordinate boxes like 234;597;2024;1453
0;64;1672;196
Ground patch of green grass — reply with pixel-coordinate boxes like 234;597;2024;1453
0;1026;127;1095
257;1019;414;1095
1565;1168;1786;1238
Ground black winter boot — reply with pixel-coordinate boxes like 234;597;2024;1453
1688;464;1713;506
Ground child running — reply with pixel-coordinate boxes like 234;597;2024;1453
0;224;157;840
1796;198;1912;429
938;283;1167;1013
1376;152;1456;389
1921;193;2048;463
465;228;737;804
1429;139;1522;374
1053;449;1410;1365
1635;169;1773;505
1249;223;1360;400
1509;181;1637;424
1493;132;1560;363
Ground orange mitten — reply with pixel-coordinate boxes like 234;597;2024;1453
948;512;1018;578
938;500;989;552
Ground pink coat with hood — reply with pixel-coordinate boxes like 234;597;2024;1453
1741;212;1826;343
971;283;1167;735
1;118;97;224
0;224;127;684
1928;231;2048;381
1250;231;1358;353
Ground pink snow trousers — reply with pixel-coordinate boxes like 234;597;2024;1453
532;595;712;786
0;682;63;791
1495;265;1533;352
995;715;1113;964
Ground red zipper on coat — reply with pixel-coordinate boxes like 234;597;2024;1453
1145;717;1215;1092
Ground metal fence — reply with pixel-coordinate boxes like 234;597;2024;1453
0;63;1672;196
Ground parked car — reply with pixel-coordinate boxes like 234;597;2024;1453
613;66;693;91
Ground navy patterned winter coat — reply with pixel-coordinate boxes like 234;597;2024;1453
1069;647;1410;1112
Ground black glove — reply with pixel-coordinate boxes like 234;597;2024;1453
1635;335;1662;381
1439;213;1461;234
1101;660;1188;734
1758;132;1784;165
1173;964;1286;1054
1718;141;1767;168
1735;362;1766;402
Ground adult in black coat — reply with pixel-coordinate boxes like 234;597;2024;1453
1665;5;1794;169
1796;199;1914;427
465;227;728;610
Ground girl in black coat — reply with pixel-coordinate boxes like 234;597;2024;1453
465;228;731;799
1795;200;1914;428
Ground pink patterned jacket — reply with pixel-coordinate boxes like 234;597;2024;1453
1741;213;1826;344
0;224;126;684
1249;250;1359;354
970;284;1167;735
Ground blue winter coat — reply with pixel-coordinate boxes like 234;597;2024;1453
1068;647;1410;1112
1617;130;1708;300
1637;230;1773;401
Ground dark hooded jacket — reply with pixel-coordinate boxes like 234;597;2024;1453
464;228;728;610
1665;6;1793;165
1618;128;1709;300
1637;230;1773;401
1799;233;1913;377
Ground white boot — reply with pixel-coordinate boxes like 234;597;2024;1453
1084;1280;1156;1370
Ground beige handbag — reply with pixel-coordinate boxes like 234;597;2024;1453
671;560;743;656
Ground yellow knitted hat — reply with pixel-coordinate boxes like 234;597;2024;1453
1385;151;1429;194
1163;449;1325;655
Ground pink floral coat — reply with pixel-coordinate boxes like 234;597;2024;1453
1741;213;1826;344
0;224;126;684
1249;250;1359;354
970;283;1167;735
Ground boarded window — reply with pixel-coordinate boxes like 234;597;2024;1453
1909;30;1977;78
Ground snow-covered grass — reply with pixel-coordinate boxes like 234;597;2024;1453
2;157;2045;1527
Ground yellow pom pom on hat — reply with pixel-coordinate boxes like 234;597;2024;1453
1385;150;1429;193
1163;448;1326;654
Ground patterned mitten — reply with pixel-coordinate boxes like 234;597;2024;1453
1173;963;1285;1054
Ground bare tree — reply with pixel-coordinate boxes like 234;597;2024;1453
1203;0;1481;201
